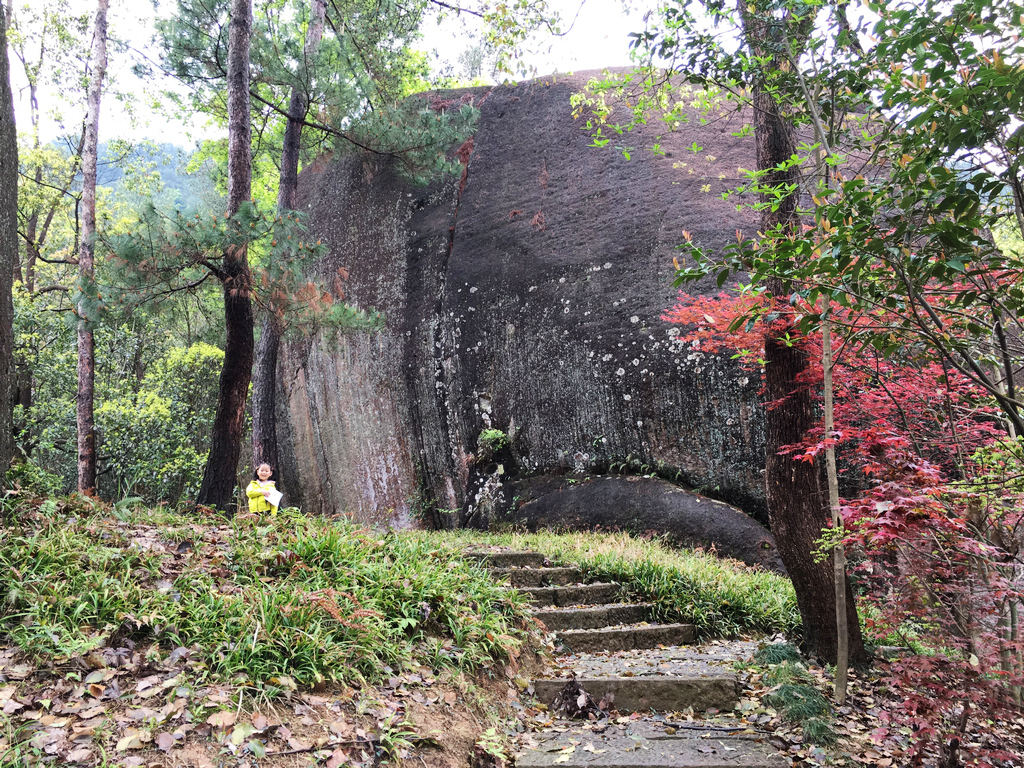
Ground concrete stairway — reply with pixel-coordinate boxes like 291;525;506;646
464;549;787;768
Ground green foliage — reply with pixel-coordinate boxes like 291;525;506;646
415;530;800;638
753;641;802;666
639;0;1024;435
477;428;509;457
762;661;837;746
156;0;480;203
13;283;227;502
105;202;380;337
96;343;223;502
0;504;536;690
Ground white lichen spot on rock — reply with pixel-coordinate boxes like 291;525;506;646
631;315;640;323
623;394;632;401
529;286;537;292
604;262;612;269
469;286;478;294
616;368;626;376
633;359;640;366
559;277;566;283
602;354;613;362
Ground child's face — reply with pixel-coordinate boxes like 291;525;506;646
257;465;272;481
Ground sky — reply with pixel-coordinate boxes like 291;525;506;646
423;0;642;79
10;0;644;148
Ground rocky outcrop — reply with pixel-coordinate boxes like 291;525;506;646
490;475;784;573
279;70;768;538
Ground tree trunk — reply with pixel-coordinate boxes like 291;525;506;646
746;55;867;666
0;6;17;479
76;0;108;494
196;0;254;512
251;0;326;475
251;313;281;471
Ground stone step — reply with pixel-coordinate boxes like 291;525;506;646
522;583;622;607
555;623;696;654
490;566;582;587
517;723;786;768
531;673;738;714
533;603;653;631
464;550;547;569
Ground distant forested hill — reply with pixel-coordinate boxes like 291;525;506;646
95;141;217;212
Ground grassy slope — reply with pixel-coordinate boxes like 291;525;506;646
416;530;799;638
1;500;534;690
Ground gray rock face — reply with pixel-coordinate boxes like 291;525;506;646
280;70;768;539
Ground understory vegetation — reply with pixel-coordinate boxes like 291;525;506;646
0;498;536;690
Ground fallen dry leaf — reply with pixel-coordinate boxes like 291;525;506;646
115;735;144;751
155;731;176;752
326;747;349;768
207;710;236;728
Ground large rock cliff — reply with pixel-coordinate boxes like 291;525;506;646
279;70;770;544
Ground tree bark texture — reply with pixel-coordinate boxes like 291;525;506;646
251;313;281;472
740;2;866;666
251;0;326;476
0;8;17;479
196;0;254;512
76;0;108;494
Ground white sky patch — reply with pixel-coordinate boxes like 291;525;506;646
13;0;644;146
421;0;641;80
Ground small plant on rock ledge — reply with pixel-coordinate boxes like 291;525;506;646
477;429;509;461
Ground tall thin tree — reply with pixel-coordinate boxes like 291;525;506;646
195;0;254;512
0;2;18;480
251;0;327;474
76;0;108;493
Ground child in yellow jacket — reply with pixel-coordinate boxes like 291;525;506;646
246;463;280;516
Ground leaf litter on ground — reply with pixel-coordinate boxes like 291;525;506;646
0;502;543;767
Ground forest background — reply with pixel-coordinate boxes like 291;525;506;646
2;0;1024;763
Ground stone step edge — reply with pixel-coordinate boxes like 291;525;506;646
532;603;654;631
532;602;654;618
553;623;698;654
463;550;548;568
515;729;786;768
529;674;740;714
556;621;695;635
490;566;582;587
519;583;623;607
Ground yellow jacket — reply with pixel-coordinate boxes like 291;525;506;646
246;479;278;515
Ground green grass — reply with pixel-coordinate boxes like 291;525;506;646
760;656;838;747
754;641;803;666
0;501;536;692
411;530;800;638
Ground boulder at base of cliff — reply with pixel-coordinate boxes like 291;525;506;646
490;475;785;574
